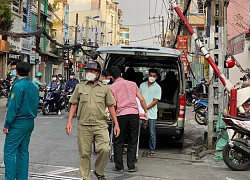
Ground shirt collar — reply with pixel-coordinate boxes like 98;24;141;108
114;77;124;82
84;81;102;86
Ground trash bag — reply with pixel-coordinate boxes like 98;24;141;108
215;112;229;151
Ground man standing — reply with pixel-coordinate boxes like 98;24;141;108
109;66;148;173
140;69;162;157
3;62;39;180
66;61;120;180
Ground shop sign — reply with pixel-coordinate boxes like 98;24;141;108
177;36;189;73
8;53;21;60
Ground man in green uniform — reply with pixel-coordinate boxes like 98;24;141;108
66;60;120;180
3;62;39;180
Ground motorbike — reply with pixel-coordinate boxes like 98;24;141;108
222;115;250;171
0;79;10;98
192;94;208;125
185;87;194;106
42;87;65;115
64;88;74;112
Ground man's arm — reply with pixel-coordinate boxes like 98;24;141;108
3;87;22;132
108;105;120;137
65;104;78;135
147;99;159;110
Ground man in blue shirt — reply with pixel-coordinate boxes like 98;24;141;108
64;72;79;92
140;69;162;157
3;62;39;180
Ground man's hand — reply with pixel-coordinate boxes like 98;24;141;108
113;124;120;137
65;122;72;135
145;112;149;121
3;128;9;134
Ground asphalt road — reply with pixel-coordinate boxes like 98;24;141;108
0;98;249;180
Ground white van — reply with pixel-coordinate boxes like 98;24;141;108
97;46;186;147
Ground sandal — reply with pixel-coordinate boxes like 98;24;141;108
148;152;156;157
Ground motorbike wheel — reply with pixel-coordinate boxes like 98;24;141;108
194;108;207;125
42;105;49;115
223;142;250;171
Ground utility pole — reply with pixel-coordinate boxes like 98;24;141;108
85;16;90;61
35;0;42;75
95;27;98;47
207;0;228;149
71;13;78;75
169;4;175;46
161;16;165;47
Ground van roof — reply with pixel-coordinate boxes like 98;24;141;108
97;45;181;57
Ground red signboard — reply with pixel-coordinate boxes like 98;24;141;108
177;36;189;73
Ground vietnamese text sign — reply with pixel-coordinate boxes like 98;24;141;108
228;33;245;55
177;36;189;73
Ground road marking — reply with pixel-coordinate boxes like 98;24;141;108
29;172;81;180
37;116;67;119
46;167;79;175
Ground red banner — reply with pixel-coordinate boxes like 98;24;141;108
177;36;189;73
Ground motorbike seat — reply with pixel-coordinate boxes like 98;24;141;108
223;115;250;121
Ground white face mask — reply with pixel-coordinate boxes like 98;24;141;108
102;79;110;85
86;72;97;82
52;77;57;81
70;75;74;79
59;77;62;80
148;77;156;83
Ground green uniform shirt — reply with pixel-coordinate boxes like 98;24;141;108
4;77;39;129
69;81;115;125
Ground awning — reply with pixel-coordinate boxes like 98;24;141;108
41;51;58;58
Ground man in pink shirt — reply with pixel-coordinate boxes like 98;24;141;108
109;66;148;173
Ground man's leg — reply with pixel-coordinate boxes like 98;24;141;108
148;119;156;154
77;125;93;180
113;115;128;170
4;123;30;180
16;126;33;180
93;124;109;176
127;114;139;170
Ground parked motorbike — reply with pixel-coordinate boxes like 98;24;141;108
186;87;194;106
222;115;250;171
193;94;208;125
42;87;65;115
0;79;10;98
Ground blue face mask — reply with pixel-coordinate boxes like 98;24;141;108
11;70;17;77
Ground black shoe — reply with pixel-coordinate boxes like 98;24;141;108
128;167;138;173
93;171;106;180
112;167;124;173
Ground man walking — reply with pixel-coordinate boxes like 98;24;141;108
3;62;39;180
109;66;148;172
65;61;120;180
140;69;162;156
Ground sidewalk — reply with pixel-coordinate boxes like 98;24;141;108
0;97;7;108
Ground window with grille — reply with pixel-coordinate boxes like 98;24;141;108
12;0;21;14
197;0;205;14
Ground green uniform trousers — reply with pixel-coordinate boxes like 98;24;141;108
4;119;34;180
77;125;109;180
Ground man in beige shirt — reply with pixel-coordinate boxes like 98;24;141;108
66;61;120;180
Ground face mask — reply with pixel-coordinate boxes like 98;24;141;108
102;79;110;85
148;77;156;83
11;70;16;76
86;72;97;82
59;77;62;80
70;75;74;79
52;77;57;81
201;81;205;84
